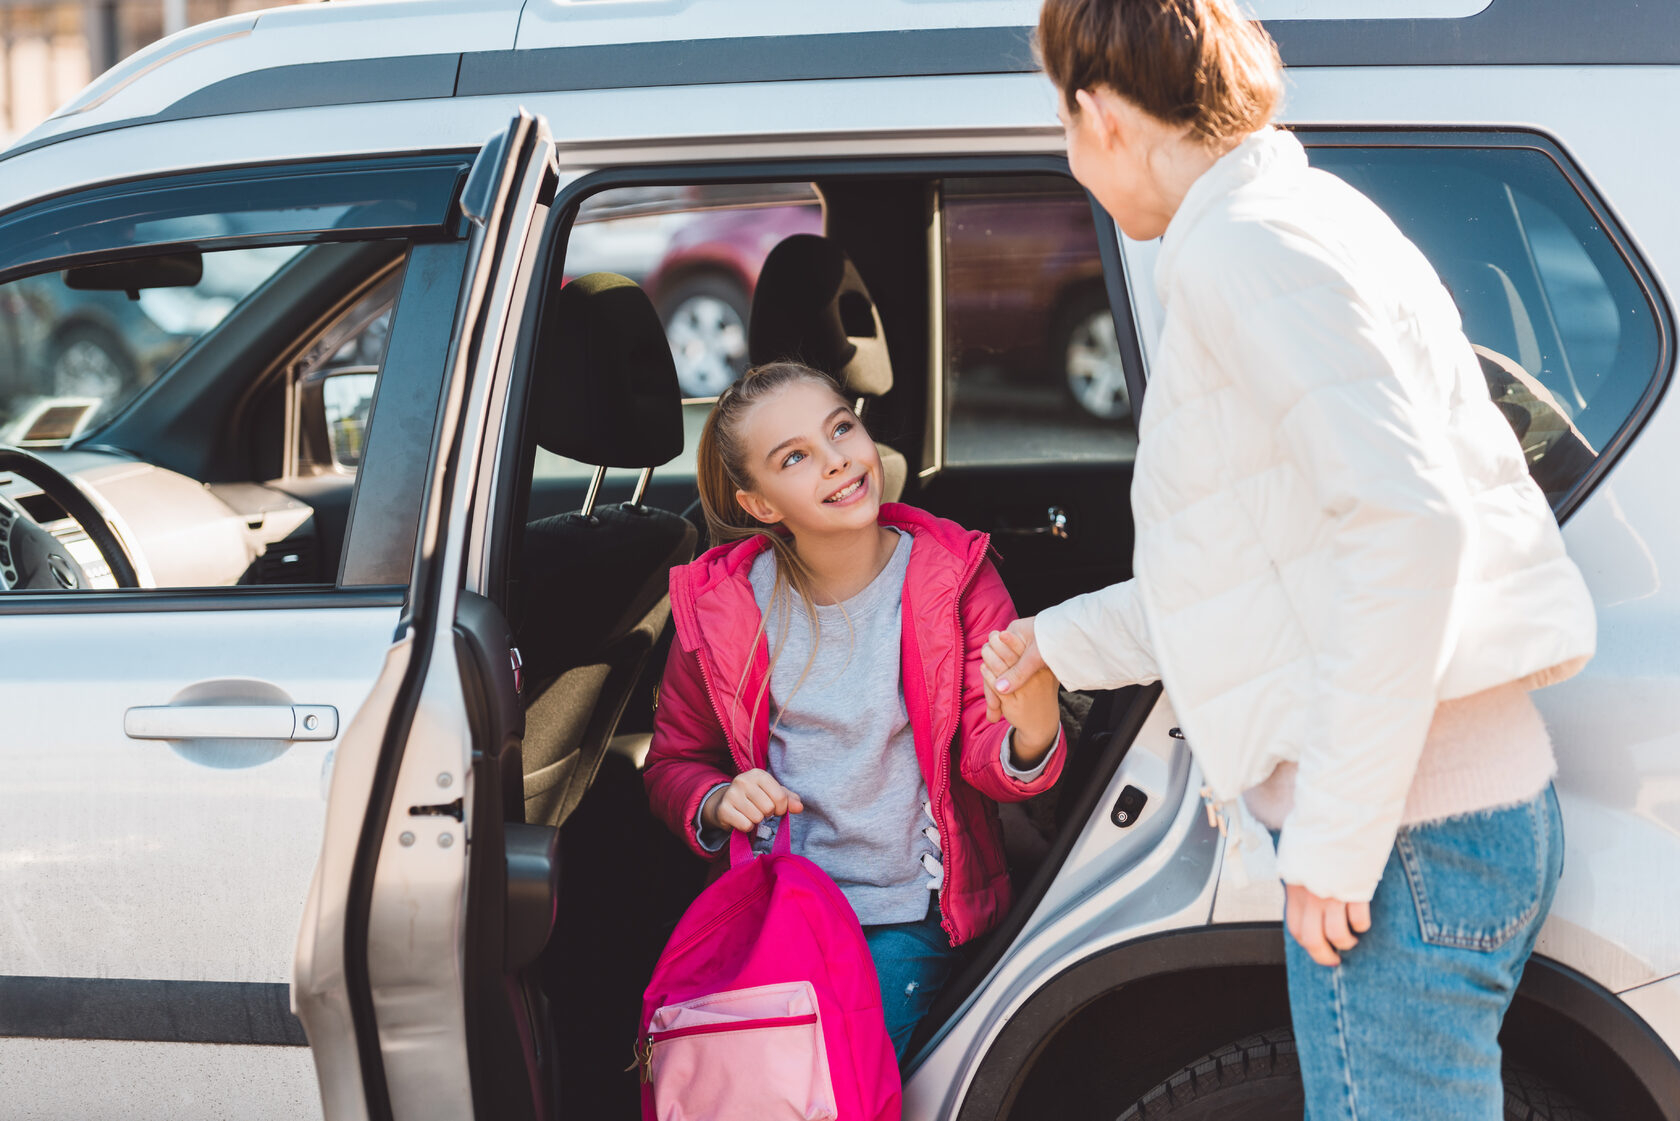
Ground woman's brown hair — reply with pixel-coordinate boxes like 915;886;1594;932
1036;0;1283;145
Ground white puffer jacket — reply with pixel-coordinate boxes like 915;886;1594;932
1036;128;1596;902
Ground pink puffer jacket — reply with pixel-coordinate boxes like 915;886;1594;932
644;503;1065;947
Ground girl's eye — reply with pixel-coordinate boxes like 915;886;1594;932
781;450;806;468
833;420;853;438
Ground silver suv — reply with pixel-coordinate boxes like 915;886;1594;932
2;2;1676;1120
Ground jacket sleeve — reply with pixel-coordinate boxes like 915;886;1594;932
643;639;738;859
957;559;1066;802
1193;228;1475;903
1034;578;1161;691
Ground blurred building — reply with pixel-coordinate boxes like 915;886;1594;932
0;0;318;145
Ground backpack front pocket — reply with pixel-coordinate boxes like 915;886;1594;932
644;981;837;1121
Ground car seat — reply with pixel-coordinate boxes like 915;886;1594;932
518;272;698;830
747;234;907;502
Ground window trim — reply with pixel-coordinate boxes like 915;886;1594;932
1290;126;1675;524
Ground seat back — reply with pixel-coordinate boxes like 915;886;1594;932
748;234;906;501
519;272;697;828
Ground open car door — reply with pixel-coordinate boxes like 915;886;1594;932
293;111;559;1121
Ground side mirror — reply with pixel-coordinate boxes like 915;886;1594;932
321;368;378;469
297;366;378;472
63;252;204;296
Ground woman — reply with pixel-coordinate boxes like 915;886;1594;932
983;1;1597;1116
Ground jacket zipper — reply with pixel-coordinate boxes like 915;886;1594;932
932;533;991;946
637;1012;819;1082
694;647;753;776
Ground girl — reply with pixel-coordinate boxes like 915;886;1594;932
643;362;1066;1060
985;1;1596;1117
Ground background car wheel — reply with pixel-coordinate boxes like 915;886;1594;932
1055;287;1130;421
659;273;750;398
1116;1027;1597;1121
46;323;136;401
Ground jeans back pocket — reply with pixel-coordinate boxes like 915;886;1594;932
1396;791;1555;953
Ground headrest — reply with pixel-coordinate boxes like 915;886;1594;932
748;235;893;398
531;272;684;468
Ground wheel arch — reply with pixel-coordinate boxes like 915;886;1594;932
951;923;1680;1121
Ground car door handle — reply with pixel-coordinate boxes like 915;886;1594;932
123;704;338;742
995;506;1070;540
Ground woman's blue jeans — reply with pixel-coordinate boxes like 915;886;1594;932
862;895;958;1062
1285;784;1564;1120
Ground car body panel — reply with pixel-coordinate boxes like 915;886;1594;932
0;2;1677;1117
0;603;398;1118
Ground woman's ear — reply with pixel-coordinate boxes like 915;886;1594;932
1075;87;1122;152
736;488;782;526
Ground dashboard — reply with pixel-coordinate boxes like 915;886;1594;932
0;449;327;590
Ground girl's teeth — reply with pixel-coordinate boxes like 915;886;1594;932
827;479;861;502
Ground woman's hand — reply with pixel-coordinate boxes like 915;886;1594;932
702;769;804;833
982;628;1061;764
1285;882;1373;967
981;617;1048;722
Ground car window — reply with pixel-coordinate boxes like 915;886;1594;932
1303;145;1656;506
0;241;409;593
540;182;823;486
0;245;298;442
939;175;1136;468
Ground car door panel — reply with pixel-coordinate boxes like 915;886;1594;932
0;603;399;1120
295;112;558;1121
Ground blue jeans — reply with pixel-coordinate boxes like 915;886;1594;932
861;895;958;1062
1285;785;1564;1120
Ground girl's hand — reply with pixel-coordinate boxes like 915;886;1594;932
983;629;1061;763
702;769;804;833
982;617;1048;723
1285;882;1373;967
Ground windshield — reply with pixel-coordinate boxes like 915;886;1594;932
0;244;300;445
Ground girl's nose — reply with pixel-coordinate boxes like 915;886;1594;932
822;448;850;475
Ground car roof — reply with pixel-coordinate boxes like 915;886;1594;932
2;0;1678;221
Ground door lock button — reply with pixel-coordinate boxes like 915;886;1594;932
1111;785;1148;828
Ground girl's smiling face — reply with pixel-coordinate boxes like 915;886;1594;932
732;379;883;538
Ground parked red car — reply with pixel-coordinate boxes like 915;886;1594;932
570;178;1126;419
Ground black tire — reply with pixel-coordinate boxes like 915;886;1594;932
1052;285;1130;421
1116;1028;1302;1121
657;273;751;398
1115;1027;1597;1121
44;322;138;401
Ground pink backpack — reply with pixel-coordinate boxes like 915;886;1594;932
636;824;902;1121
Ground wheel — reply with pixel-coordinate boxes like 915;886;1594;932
1054;287;1130;421
1115;1027;1597;1121
658;273;750;397
45;322;137;401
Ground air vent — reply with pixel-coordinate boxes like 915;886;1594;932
255;537;318;584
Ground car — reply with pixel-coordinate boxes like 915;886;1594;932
1;2;1677;1121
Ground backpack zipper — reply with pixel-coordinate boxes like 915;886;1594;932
635;1012;820;1083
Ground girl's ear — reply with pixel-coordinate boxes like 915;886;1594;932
736;488;783;526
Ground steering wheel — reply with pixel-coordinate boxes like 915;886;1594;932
0;446;140;590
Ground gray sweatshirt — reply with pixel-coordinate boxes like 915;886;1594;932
695;529;1052;926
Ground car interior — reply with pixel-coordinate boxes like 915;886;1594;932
0;239;407;594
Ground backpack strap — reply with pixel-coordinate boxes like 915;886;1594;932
728;816;794;865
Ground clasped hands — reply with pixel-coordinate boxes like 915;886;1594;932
982;616;1371;968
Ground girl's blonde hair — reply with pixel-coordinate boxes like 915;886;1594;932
1036;0;1283;146
696;361;857;722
